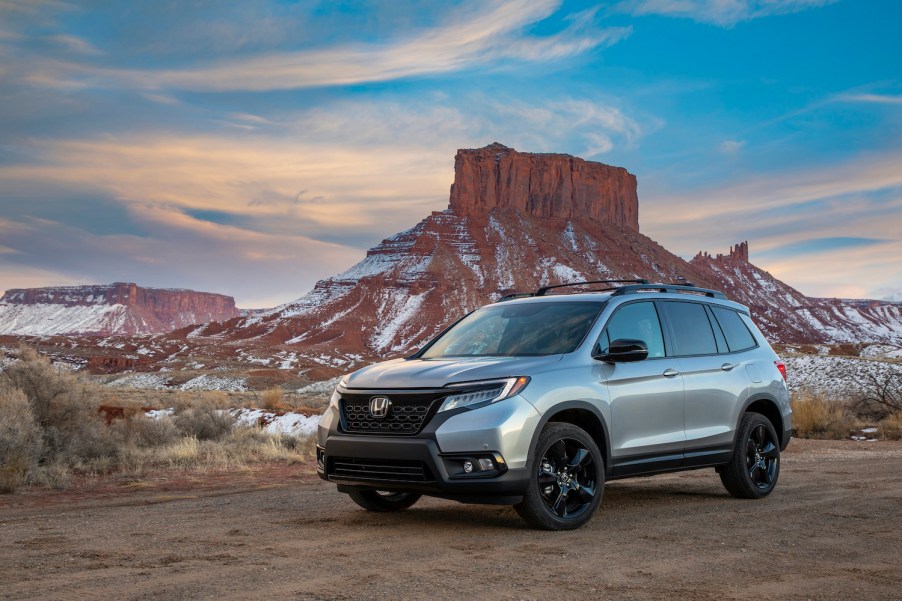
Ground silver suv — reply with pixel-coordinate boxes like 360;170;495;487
316;281;791;530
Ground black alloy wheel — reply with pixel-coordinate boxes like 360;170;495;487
515;423;604;530
747;422;779;490
720;412;781;499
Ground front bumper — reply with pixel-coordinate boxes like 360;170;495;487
316;394;540;504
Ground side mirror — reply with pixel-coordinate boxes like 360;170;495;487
595;339;649;363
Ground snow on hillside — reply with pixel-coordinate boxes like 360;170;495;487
0;302;130;336
784;355;901;397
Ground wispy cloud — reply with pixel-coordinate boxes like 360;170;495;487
834;93;902;106
45;34;101;55
719;139;746;154
29;1;627;92
615;0;836;26
641;152;902;298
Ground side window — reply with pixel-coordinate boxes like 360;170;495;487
598;301;665;358
712;307;757;352
663;301;718;356
705;305;729;353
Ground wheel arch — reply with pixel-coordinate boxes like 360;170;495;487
740;393;784;440
527;401;612;477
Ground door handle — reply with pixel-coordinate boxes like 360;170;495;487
721;363;738;371
663;368;680;378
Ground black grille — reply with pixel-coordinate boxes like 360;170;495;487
339;391;446;435
330;457;433;482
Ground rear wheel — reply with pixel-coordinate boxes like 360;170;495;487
515;423;604;530
346;490;422;512
720;412;780;499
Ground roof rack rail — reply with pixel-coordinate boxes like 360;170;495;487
609;283;727;299
535;279;648;297
496;292;536;303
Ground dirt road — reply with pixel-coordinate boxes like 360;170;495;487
2;439;901;601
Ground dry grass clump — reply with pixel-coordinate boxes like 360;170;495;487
260;387;285;412
879;412;902;440
0;347;315;493
792;392;857;439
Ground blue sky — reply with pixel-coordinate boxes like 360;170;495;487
1;0;900;306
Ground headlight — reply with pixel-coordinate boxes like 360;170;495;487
438;376;530;413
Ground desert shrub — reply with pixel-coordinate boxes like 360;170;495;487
118;414;180;447
174;403;235;441
851;371;902;421
880;412;902;440
0;383;43;492
792;393;855;439
2;347;116;464
260;387;284;411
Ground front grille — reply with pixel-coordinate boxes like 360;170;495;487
330;457;433;482
339;390;446;435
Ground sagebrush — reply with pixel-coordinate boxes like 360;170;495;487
0;347;314;493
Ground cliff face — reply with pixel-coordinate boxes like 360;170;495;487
7;143;899;381
691;243;902;345
0;283;239;336
449;143;639;228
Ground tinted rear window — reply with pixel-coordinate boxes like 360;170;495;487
712;306;757;352
663;301;718;356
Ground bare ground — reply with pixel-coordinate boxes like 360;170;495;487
1;439;900;601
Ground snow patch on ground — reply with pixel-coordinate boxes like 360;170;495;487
180;375;248;392
106;373;172;389
297;377;341;399
860;344;902;359
230;408;320;438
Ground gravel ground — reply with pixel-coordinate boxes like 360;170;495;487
1;439;900;601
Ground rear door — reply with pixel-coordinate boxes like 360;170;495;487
597;300;686;472
660;301;750;461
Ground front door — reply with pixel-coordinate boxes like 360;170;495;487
597;300;686;474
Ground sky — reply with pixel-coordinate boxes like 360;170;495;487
0;0;900;307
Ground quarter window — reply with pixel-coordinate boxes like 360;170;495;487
663;301;718;356
598;301;666;358
712;307;757;352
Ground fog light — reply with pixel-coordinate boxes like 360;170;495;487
478;458;494;471
463;460;474;473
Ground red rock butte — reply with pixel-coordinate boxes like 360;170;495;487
448;142;639;229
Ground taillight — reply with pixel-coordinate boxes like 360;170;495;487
774;360;787;381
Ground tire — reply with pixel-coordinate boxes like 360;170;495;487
346;489;422;512
514;423;604;530
720;412;781;499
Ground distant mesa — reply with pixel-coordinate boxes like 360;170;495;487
3;143;900;379
449;143;639;228
202;142;901;369
0;282;239;336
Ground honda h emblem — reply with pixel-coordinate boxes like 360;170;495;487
369;396;392;418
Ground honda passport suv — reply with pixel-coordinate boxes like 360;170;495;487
316;280;791;530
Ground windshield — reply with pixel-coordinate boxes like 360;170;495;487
421;301;605;358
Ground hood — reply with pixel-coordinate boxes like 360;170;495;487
344;355;564;389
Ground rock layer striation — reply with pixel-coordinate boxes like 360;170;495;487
0;283;239;336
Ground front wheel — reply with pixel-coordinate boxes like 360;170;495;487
720;412;781;499
346;489;422;512
515;423;604;530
